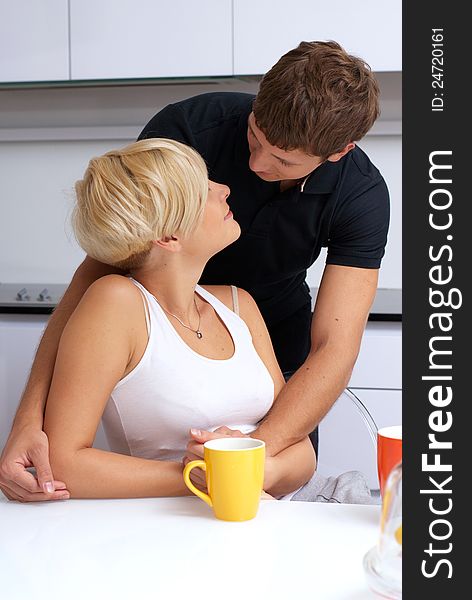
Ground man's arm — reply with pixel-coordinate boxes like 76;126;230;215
253;264;378;456
0;256;122;501
185;286;316;496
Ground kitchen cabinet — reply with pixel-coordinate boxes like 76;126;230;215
0;315;109;452
0;0;69;83
233;0;402;74
349;322;402;390
317;322;402;491
1;1;400;85
69;0;233;80
0;315;46;450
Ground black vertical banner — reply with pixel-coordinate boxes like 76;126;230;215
403;2;468;597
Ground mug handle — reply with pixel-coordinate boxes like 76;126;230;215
183;460;213;507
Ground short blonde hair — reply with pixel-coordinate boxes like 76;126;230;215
72;138;208;270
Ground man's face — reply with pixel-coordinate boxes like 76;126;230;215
247;112;324;181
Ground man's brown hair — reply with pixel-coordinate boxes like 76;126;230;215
253;40;380;160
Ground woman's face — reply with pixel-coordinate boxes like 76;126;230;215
187;179;241;258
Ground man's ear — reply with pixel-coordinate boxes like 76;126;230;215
326;142;356;163
153;235;182;253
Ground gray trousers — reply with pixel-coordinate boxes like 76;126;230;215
290;470;379;505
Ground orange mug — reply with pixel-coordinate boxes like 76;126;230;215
377;425;402;496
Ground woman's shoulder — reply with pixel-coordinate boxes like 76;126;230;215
84;273;138;296
77;274;143;317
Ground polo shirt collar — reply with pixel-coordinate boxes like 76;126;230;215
300;157;343;195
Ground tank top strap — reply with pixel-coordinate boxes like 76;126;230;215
127;278;151;336
195;284;236;317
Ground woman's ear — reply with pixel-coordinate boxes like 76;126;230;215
153;235;182;253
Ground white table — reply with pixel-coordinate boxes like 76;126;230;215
0;495;380;600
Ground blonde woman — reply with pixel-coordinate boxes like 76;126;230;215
42;138;315;500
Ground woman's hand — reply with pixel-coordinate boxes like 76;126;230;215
182;427;247;492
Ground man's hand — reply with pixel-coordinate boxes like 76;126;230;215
182;426;247;491
0;425;70;502
182;427;278;497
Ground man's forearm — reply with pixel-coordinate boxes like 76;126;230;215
254;344;355;456
12;258;121;431
265;438;316;498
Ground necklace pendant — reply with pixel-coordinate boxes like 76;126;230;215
196;330;203;339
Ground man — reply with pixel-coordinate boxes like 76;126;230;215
0;41;389;502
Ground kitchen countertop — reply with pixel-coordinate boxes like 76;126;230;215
0;282;401;321
0;494;381;600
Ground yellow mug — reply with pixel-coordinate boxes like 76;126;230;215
183;437;265;521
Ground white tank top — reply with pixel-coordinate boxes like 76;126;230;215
101;279;275;462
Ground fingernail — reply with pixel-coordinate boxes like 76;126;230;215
190;428;201;437
58;493;70;500
44;482;55;493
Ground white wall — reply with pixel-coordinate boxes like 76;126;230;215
0;139;128;282
0;74;401;287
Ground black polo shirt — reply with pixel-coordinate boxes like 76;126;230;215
138;92;390;327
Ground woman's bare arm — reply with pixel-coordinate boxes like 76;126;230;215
14;257;122;430
0;257;123;502
43;275;188;499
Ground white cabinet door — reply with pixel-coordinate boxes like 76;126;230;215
0;316;47;449
0;0;69;83
70;0;233;80
349;322;402;390
234;0;402;74
0;315;109;453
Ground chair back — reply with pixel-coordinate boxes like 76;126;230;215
317;389;380;497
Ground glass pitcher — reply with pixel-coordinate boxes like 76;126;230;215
364;460;402;598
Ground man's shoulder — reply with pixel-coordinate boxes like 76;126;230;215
347;144;382;182
304;144;385;200
172;92;254;132
330;145;390;235
334;144;388;204
173;91;255;110
138;91;253;144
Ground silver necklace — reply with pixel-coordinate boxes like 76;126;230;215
160;295;203;339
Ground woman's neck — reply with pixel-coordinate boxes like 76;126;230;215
130;258;205;319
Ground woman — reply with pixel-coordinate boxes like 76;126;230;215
43;138;315;499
